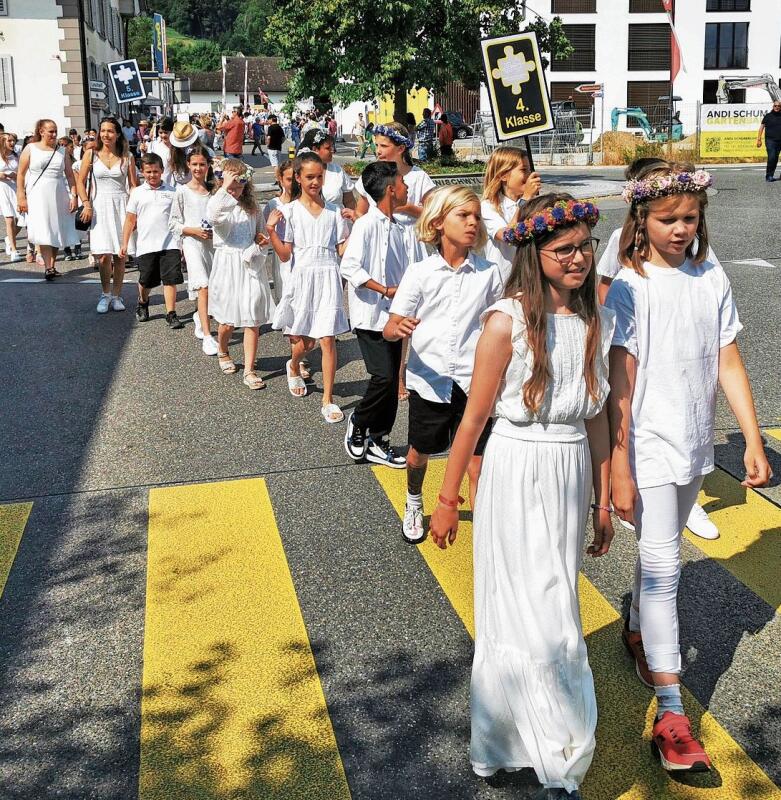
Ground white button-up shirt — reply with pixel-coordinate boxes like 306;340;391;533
481;193;523;283
389;251;504;403
340;206;407;332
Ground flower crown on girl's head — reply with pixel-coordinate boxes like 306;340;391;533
622;169;713;205
503;199;600;247
213;157;254;184
373;124;413;150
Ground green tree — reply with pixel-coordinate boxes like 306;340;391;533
223;0;279;56
167;40;223;73
127;15;154;70
266;0;572;121
148;0;242;43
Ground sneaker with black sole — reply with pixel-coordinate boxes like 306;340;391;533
344;412;368;462
135;302;150;322
651;711;712;772
402;503;425;544
365;436;406;469
166;311;183;329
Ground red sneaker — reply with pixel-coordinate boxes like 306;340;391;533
621;618;654;688
652;712;712;772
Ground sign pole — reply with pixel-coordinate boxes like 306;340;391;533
524;135;535;172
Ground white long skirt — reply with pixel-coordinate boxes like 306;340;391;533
471;417;596;794
183;236;214;300
208;247;275;328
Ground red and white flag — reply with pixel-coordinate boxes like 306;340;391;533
662;0;685;81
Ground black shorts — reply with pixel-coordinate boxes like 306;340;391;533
137;249;183;289
408;383;492;456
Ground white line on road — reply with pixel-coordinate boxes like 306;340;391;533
726;258;777;268
0;278;46;283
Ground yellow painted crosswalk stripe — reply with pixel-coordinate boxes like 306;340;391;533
373;460;781;799
688;468;781;612
765;428;781;443
0;502;32;599
140;478;351;800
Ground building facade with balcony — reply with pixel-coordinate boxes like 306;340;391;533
0;0;143;137
493;0;781;134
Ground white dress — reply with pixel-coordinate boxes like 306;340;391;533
470;298;615;794
356;166;435;263
206;188;275;328
25;145;71;248
262;196;293;304
89;156;132;255
168;184;214;298
0;153;20;220
322;162;353;207
60;168;81;248
272;199;349;338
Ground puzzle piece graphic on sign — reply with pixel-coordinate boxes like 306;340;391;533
491;45;536;95
114;64;136;87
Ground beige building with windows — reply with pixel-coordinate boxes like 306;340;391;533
0;0;144;137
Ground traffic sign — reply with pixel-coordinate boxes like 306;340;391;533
108;58;145;104
90;98;108;110
89;80;106;91
90;89;106;101
576;83;603;94
480;32;554;142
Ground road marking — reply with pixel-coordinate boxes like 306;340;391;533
0;502;32;599
0;278;46;283
373;460;781;799
766;428;781;443
141;478;351;800
726;258;776;268
687;467;781;612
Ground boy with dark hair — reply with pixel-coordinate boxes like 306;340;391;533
120;153;182;328
341;161;409;467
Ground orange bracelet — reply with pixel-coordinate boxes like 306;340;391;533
438;494;464;509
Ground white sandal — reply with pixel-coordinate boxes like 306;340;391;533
286;359;307;397
321;403;344;424
218;352;237;374
243;370;266;390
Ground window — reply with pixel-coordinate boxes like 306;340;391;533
551;0;596;11
83;0;93;28
114;12;123;53
0;55;15;104
0;1;7;17
706;0;750;10
705;22;749;69
103;1;112;43
550;82;595;115
703;79;744;103
628;23;670;70
93;0;103;36
629;0;664;11
626;79;669;127
551;24;596;71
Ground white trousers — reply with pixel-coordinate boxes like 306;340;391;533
630;477;703;674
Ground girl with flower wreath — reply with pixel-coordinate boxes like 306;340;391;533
606;158;771;774
355;122;436;400
430;192;614;800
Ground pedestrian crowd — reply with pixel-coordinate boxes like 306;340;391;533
4;111;774;799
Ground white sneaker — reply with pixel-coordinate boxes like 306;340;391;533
685;503;719;540
9;250;22;262
202;335;218;356
193;313;204;339
96;293;111;314
402;503;425;544
110;295;126;311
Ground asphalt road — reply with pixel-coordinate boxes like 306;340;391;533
0;163;779;800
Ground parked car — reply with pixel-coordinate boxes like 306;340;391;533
443;111;473;139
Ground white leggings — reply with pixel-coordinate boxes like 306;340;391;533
629;477;703;675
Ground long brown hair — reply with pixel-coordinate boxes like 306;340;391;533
504;192;601;415
31;119;56;143
291;151;323;200
96;117;128;158
618;158;710;276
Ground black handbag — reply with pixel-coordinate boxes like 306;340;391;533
75;156;94;232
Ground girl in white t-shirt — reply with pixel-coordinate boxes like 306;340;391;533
267;151;350;423
355;122;436;401
480;146;541;282
606;159;772;775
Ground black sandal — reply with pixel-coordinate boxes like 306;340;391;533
44;268;56;281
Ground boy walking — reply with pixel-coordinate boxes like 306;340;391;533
120;153;183;328
341;162;409;468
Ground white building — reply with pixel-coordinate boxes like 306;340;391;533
0;0;144;137
482;0;781;135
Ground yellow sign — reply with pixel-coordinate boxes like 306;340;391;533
480;32;554;141
699;103;770;158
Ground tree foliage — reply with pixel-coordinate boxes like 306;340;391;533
266;1;572;116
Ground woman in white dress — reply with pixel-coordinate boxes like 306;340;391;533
299;129;355;214
76;117;138;312
206;158;275;390
267;151;350;423
430;194;615;800
0;133;23;260
17;119;83;280
168;144;217;356
354;122;436;400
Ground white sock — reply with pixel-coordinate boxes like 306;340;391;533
406;492;422;509
655;683;684;719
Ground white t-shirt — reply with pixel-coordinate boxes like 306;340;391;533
322;162;353;207
597;227;722;279
605;258;742;489
127;182;177;256
149;139;174;188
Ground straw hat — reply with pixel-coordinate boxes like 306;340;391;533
170;120;198;148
